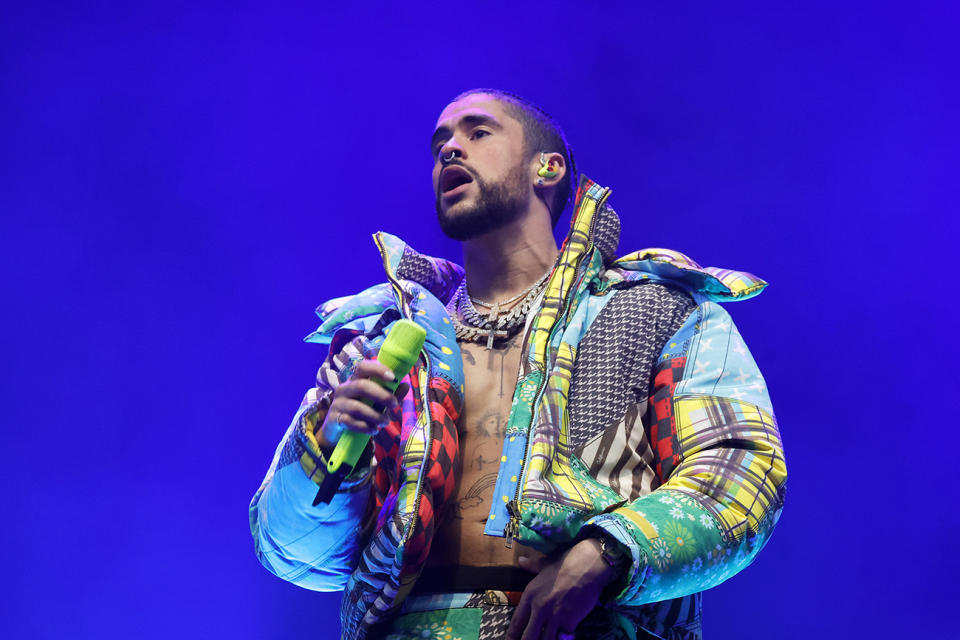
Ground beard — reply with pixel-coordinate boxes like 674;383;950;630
436;164;528;241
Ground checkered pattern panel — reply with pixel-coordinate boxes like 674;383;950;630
425;378;462;506
371;373;418;529
404;481;436;568
348;373;464;636
649;356;687;480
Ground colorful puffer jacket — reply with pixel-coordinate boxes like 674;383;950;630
250;176;787;640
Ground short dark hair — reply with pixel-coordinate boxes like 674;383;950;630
452;89;577;227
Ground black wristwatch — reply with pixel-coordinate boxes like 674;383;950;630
586;529;631;603
594;530;630;570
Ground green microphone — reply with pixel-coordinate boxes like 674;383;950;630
314;319;426;505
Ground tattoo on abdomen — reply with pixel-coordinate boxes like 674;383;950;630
470;453;498;471
452;473;498;518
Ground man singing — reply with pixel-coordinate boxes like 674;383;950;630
250;90;787;640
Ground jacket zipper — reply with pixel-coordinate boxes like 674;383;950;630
373;233;432;546
504;500;521;548
403;353;432;544
503;186;612;548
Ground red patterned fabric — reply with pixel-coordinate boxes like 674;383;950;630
372;370;421;531
649;356;686;480
369;374;462;567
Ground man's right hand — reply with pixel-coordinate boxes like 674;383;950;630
317;359;407;452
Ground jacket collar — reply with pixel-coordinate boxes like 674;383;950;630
312;174;766;342
374;174;619;300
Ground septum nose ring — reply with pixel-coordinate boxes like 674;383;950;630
443;150;459;163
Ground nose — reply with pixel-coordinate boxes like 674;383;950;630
438;137;464;164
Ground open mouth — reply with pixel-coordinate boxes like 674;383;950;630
440;165;474;195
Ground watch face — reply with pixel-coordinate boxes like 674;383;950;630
598;533;628;567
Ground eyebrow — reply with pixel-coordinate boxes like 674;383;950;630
430;113;502;152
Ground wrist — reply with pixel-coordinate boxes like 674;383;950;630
595;531;629;570
308;389;338;451
577;530;630;601
316;402;348;452
317;418;341;452
570;538;616;584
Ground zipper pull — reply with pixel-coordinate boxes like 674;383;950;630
505;500;521;549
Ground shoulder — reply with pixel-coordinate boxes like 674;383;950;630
607;282;695;313
588;283;696;344
574;283;697;385
605;247;768;302
304;282;397;345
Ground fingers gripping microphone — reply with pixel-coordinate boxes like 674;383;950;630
327;319;426;474
313;319;427;505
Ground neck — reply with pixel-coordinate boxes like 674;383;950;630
461;211;559;304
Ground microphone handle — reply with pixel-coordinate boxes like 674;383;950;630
314;319;426;505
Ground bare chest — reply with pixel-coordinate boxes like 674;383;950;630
427;334;543;567
458;336;524;491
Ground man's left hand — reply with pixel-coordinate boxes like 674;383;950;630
506;538;617;640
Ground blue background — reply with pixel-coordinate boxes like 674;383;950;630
2;2;957;638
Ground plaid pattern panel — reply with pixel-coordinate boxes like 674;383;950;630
524;341;592;508
662;396;784;542
655;303;785;544
528;177;608;367
511;177;630;546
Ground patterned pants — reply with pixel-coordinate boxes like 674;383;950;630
367;590;653;640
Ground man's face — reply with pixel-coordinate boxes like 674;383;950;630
431;94;531;241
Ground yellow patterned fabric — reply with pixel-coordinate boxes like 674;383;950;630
663;397;785;541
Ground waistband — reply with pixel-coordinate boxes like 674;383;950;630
400;589;523;615
411;565;533;596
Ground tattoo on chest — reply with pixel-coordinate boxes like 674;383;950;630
461;335;523;399
442;336;523;525
475;410;506;439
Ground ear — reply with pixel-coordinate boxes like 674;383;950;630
532;151;566;188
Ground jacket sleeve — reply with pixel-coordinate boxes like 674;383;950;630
249;334;376;592
582;300;787;605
